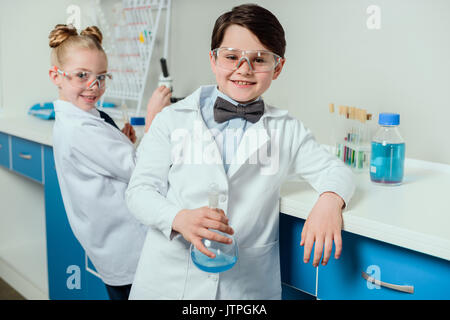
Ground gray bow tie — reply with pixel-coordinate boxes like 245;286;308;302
213;97;264;123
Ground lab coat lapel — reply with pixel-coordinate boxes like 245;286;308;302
226;105;270;179
227;103;288;179
172;87;227;178
194;110;226;175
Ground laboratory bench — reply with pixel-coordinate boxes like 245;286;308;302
280;162;450;300
1;113;449;300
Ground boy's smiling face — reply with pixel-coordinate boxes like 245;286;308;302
210;24;285;104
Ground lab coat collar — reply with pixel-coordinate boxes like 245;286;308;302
172;85;288;120
172;86;288;179
54;99;102;121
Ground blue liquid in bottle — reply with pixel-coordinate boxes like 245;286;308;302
370;142;405;185
191;249;237;273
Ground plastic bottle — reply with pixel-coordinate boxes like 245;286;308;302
370;113;405;185
130;116;146;146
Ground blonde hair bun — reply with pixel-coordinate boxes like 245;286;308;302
80;26;103;45
48;24;78;48
49;24;105;67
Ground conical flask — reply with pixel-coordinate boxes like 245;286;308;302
190;184;238;273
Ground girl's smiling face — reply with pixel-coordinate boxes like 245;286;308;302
210;24;285;104
51;48;107;111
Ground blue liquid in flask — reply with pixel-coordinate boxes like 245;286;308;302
191;248;237;273
370;142;405;185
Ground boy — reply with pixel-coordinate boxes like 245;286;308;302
126;4;355;299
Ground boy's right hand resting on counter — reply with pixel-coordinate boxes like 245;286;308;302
145;85;172;132
172;206;234;259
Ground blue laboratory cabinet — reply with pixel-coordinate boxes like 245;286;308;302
43;146;109;300
0;132;10;168
280;213;317;298
0;130;109;300
279;213;450;300
317;229;450;300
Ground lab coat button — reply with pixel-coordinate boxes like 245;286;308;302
208;275;218;281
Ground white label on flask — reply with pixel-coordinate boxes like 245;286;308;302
370;166;377;173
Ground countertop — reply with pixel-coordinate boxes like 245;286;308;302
280;159;450;261
0;111;126;146
0;112;55;146
2;112;450;261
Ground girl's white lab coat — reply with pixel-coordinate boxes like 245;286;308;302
126;85;355;299
53;100;146;286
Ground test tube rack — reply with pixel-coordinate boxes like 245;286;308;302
94;0;172;118
329;103;375;172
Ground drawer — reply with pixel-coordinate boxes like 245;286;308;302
280;213;317;296
317;230;450;300
11;136;43;183
0;132;10;169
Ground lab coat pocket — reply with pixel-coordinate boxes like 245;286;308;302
234;240;281;299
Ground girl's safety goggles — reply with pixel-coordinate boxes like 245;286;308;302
211;47;282;73
53;66;112;89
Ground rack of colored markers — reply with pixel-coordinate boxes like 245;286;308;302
329;103;375;172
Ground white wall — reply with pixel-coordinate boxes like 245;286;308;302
1;0;449;164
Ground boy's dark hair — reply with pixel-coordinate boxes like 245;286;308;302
211;4;286;58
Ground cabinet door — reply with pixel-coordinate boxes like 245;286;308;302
44;146;89;299
44;146;110;300
279;213;317;296
0;132;10;169
11;136;42;183
317;230;450;300
44;146;88;299
282;283;315;300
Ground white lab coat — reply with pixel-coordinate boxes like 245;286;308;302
126;85;355;299
53;100;147;286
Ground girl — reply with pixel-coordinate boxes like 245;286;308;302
48;24;171;300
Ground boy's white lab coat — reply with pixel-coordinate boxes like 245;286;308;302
126;85;355;299
53;100;146;286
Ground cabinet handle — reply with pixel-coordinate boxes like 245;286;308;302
362;271;414;294
19;153;32;160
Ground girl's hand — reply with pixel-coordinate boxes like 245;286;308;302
172;206;234;258
122;122;137;143
300;192;344;267
145;85;172;132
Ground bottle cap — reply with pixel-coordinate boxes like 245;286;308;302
130;117;145;126
378;113;400;126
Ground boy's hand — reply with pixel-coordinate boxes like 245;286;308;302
122;122;137;143
300;192;344;267
145;85;172;132
172;206;234;259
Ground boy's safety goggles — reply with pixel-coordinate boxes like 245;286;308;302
211;47;282;73
53;66;112;89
